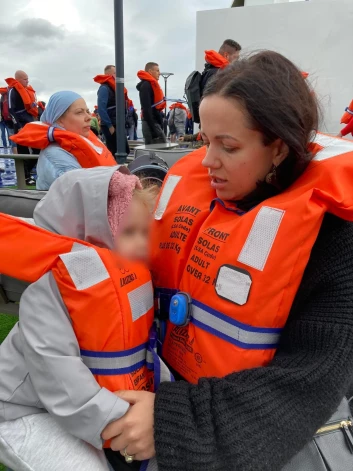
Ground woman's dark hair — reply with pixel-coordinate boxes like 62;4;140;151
202;50;319;209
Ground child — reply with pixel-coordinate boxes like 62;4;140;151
0;166;165;471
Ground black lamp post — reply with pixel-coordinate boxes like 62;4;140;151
114;0;127;164
160;72;174;104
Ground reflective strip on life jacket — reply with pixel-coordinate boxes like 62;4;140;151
48;126;55;143
59;246;110;291
155;175;182;220
314;134;353;161
128;281;154;321
237;206;285;271
81;343;148;375
191;299;282;349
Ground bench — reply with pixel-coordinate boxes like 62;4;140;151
0;189;45;316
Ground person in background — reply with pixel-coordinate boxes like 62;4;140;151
11;91;116;190
38;100;46;120
338;99;353;138
90;112;100;136
125;99;136;140
94;65;130;157
185;109;193;135
200;39;241;97
0;89;16;152
136;62;166;145
168;102;187;142
179;131;203;148
6;70;39;184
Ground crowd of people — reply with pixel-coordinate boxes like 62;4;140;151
1;36;353;471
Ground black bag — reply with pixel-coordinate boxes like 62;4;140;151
168;109;177;134
282;397;353;470
185;70;202;124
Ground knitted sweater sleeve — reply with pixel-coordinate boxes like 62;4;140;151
154;215;353;471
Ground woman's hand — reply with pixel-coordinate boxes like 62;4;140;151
102;390;156;461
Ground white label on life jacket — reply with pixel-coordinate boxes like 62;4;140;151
60;247;109;290
82;136;103;154
238;206;285;271
128;280;154;321
215;266;252;306
154;175;182;220
313;134;353;161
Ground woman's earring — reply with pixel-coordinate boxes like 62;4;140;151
266;165;277;185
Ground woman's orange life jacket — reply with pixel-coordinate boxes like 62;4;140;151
11;122;116;168
5;78;38;118
150;134;353;384
93;74;129;100
341;99;353;124
137;70;166;111
205;50;229;69
170;103;188;112
0;212;158;393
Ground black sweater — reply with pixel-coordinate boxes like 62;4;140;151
136;80;163;137
154;214;353;470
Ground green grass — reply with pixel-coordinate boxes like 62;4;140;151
0;313;18;344
0;313;18;470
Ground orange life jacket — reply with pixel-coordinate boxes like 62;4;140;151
205;50;229;69
170;103;188;112
187;110;192;120
5;78;38;118
38;101;45;111
301;71;309;79
11;122;116;168
150;134;353;384
93;75;129;100
137;71;166;111
0;87;7;95
341;99;353;124
0;212;173;391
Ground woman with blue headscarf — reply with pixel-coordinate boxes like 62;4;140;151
11;91;116;190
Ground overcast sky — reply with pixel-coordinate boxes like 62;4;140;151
0;0;231;112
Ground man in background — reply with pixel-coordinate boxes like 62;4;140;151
200;39;241;96
137;62;166;145
95;65;129;157
6;70;39;184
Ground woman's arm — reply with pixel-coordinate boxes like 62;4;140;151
154;215;353;471
20;271;130;449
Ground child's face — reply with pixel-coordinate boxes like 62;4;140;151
114;197;151;263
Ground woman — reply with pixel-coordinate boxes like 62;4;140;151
102;51;353;470
168;103;187;142
11;91;116;190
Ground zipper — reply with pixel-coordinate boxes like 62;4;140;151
316;419;353;454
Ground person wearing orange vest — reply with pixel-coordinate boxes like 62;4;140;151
200;39;241;98
137;62;166;145
0;166;170;471
94;65;130;157
338;99;353;137
6;70;40;184
102;51;353;471
11;90;116;190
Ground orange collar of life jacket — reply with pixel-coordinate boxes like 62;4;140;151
94;75;129;100
204;50;229;69
11;122;116;168
170;103;188;112
137;70;166;111
5;78;38;118
341;99;353;124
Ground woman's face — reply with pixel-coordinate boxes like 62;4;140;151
200;95;287;201
56;98;92;138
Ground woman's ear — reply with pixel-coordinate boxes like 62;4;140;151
271;139;289;167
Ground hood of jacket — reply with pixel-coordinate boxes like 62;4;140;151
33;166;131;250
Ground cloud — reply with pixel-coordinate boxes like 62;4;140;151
0;0;232;111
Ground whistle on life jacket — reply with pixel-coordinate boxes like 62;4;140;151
169;292;192;326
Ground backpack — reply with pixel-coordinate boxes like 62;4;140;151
168;109;177;134
184;71;202;124
125;106;135;128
